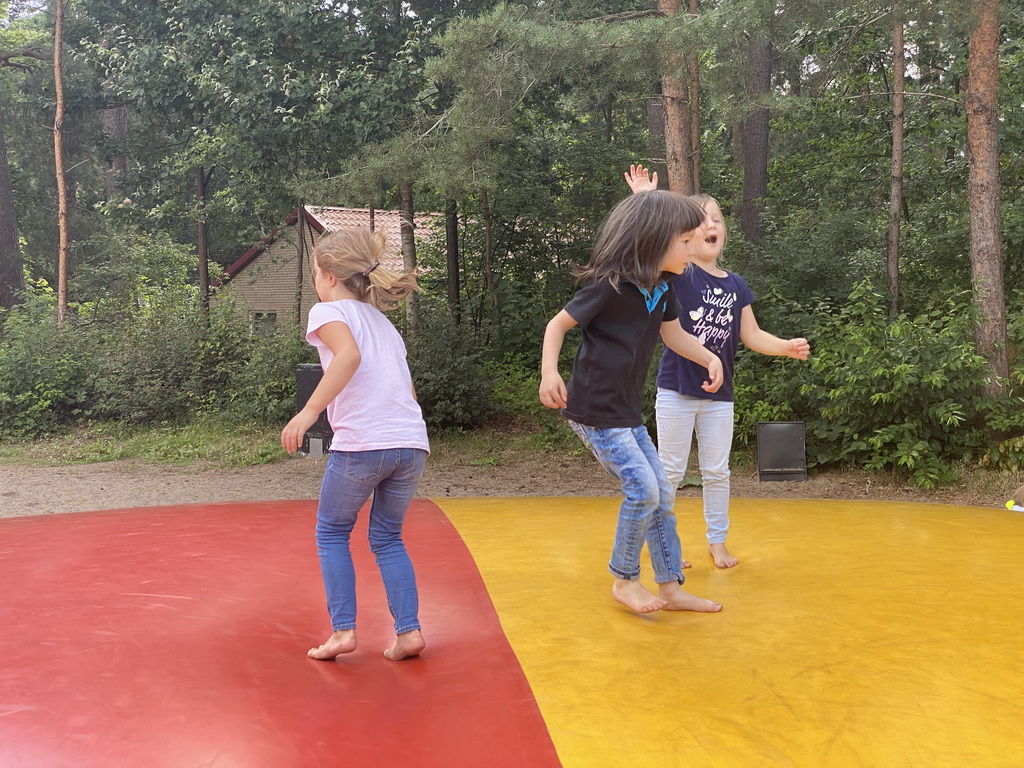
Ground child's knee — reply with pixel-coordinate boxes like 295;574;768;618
368;531;404;554
621;479;660;509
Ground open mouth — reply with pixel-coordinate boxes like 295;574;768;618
706;235;718;245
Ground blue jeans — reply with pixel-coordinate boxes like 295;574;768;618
315;448;427;635
568;421;684;584
655;388;734;544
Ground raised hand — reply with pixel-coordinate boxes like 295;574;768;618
624;164;658;194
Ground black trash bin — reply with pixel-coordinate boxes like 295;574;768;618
756;421;807;482
296;363;334;457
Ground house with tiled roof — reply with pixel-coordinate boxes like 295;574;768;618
217;206;437;330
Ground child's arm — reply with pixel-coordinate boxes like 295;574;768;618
539;310;578;409
624;164;658;194
739;306;810;360
660;321;724;393
280;321;361;453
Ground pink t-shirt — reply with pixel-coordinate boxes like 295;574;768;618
306;300;429;454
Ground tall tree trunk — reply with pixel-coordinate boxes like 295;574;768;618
604;95;614;144
445;197;460;325
731;119;744;214
0;120;23;309
481;188;496;307
966;0;1007;398
53;0;70;327
645;97;669;189
195;166;210;315
658;0;695;194
295;201;305;327
886;13;905;319
739;35;771;249
397;180;419;334
101;34;128;200
103;103;128;199
686;0;701;192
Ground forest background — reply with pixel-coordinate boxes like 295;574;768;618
0;0;1021;492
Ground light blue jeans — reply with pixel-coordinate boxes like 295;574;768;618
655;388;734;544
315;448;427;635
568;421;684;584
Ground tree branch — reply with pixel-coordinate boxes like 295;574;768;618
817;13;891;90
0;47;47;72
573;10;665;24
840;91;962;106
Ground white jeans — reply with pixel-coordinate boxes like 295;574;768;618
655;388;734;544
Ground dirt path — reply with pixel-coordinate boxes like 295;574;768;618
0;453;1007;519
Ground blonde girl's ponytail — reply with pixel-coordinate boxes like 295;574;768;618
312;228;421;311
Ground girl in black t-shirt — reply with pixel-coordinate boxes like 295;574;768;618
539;190;725;616
626;167;810;569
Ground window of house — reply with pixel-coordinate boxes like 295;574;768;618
251;312;277;335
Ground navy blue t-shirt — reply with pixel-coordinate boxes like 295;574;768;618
655;267;754;402
562;279;678;428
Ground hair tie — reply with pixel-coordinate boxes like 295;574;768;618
362;261;380;277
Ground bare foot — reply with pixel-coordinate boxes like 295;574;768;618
709;542;738;568
308;629;357;660
657;582;723;612
384;629;425;661
611;579;668;614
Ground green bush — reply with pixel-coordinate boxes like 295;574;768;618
784;283;996;486
0;299;96;436
486;357;577;446
732;290;820;447
407;313;495;431
91;289;206;424
730;281;1024;486
217;326;313;425
0;279;311;434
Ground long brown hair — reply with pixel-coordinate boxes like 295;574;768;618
575;190;704;290
312;228;420;311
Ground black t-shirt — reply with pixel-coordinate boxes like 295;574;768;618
562;279;678;429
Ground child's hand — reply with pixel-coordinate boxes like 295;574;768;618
701;356;724;393
539;373;568;409
281;408;320;454
786;338;811;360
624;164;658;194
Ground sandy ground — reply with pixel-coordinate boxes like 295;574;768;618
0;452;1008;519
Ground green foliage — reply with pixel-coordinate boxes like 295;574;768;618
981;412;1024;472
733;288;819;442
0;298;95;436
735;281;1022;488
90;289;205;424
406;312;496;431
486;358;575;447
89;295;314;428
487;359;542;418
215;324;312;425
0;280;311;437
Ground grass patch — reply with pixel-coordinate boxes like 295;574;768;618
0;414;586;470
0;418;286;468
427;416;586;466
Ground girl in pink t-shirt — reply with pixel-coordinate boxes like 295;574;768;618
281;228;429;663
